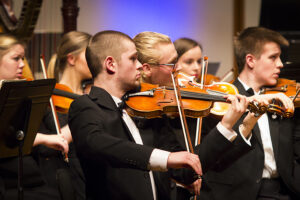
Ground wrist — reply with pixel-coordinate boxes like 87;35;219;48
220;121;234;132
239;113;259;138
33;133;44;146
239;124;251;139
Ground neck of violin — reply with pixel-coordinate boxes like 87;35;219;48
180;90;226;102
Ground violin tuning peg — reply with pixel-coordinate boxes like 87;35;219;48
254;112;260;117
272;113;278;119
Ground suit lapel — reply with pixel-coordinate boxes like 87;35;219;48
89;86;119;111
119;115;136;142
252;123;263;147
233;80;264;148
89;86;136;142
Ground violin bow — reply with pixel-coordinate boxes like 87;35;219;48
40;55;69;162
171;67;201;200
199;56;209;89
170;68;194;153
293;88;300;102
195;56;208;146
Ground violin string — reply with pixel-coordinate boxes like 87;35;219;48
206;89;227;96
162;87;227;101
180;90;263;115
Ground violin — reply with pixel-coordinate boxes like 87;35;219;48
178;72;240;117
187;74;298;119
260;78;300;118
203;74;220;85
196;73;220;85
21;58;77;114
52;83;80;113
124;81;263;119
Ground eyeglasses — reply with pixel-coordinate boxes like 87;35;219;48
151;63;177;71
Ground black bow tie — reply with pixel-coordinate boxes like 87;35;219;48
118;101;125;109
246;88;255;96
117;101;125;116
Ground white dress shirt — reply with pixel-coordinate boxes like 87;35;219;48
238;78;278;178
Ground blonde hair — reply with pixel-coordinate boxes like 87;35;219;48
47;54;57;78
47;31;91;80
0;33;25;61
133;31;172;65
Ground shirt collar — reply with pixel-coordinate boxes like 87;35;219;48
238;77;250;91
111;95;122;107
238;77;258;95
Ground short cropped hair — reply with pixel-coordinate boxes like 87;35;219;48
133;31;172;65
174;38;202;59
234;27;289;73
86;30;133;78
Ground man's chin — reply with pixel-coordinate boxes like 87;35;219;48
127;82;141;93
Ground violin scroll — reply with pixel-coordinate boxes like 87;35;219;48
260;78;300;118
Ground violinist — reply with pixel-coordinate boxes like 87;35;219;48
0;33;61;199
174;37;221;84
37;31;92;200
173;37;225;152
174;38;203;82
133;31;294;200
68;30;203;200
199;27;300;200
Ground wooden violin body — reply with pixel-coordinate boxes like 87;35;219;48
125;82;215;118
124;81;263;119
261;78;300;106
52;83;80;113
178;73;239;117
261;78;300;118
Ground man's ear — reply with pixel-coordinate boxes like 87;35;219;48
245;54;256;69
142;63;152;78
104;56;116;74
67;53;76;66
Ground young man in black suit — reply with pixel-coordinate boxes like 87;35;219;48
200;27;300;200
68;30;203;200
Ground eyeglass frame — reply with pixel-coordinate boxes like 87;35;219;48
150;63;177;71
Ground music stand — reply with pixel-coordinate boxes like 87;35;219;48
207;62;220;75
0;79;56;200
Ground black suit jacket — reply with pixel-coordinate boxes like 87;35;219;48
69;86;156;200
199;79;300;200
70;86;204;200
